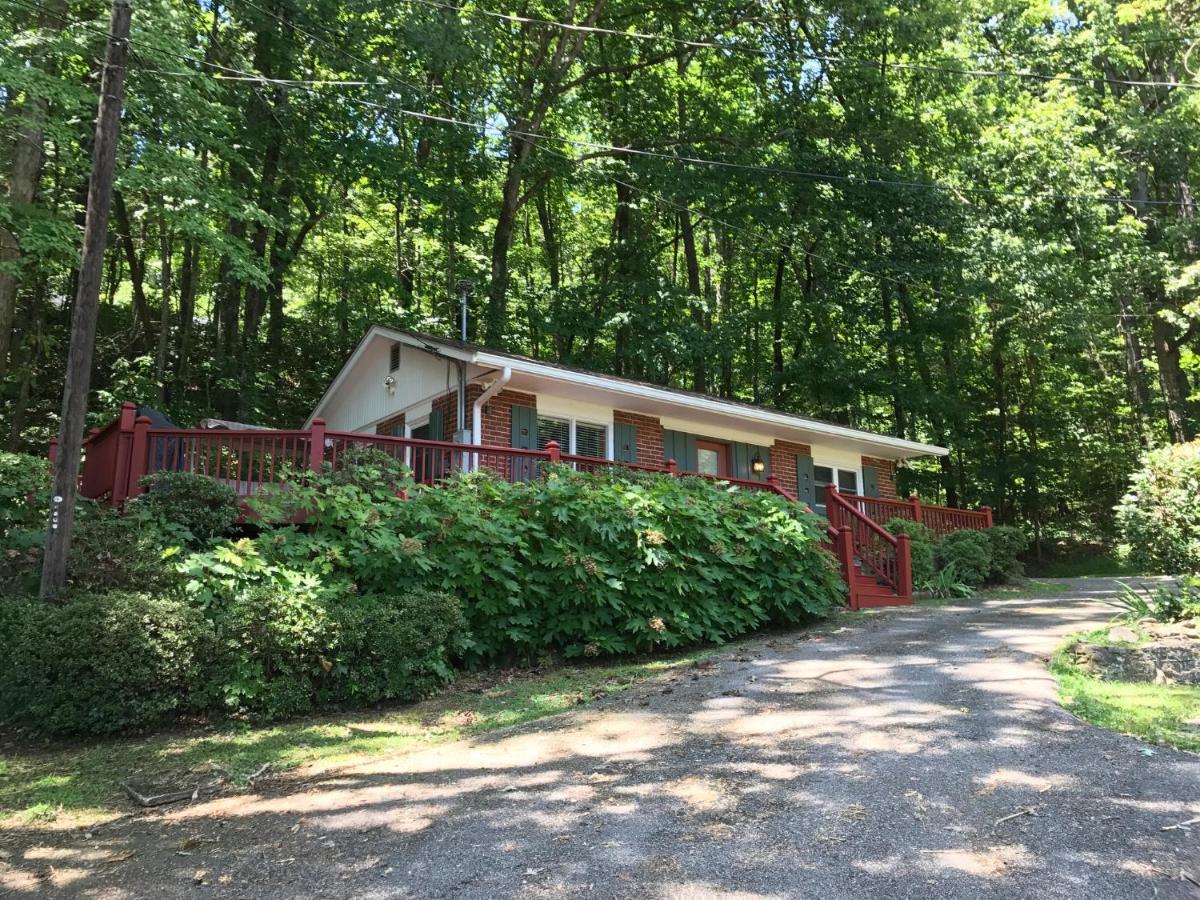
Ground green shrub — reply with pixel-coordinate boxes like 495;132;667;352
1116;441;1200;574
1109;578;1200;624
205;583;335;720
985;525;1028;583
0;592;212;735
252;465;844;662
884;518;936;585
936;530;993;587
1;502;183;597
919;563;974;600
323;590;465;705
0;452;49;535
132;472;240;545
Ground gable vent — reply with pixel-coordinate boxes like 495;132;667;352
389;342;401;372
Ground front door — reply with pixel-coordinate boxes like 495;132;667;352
695;440;729;477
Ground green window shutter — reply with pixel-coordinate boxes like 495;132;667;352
510;404;536;449
795;454;815;506
614;422;637;463
664;430;697;471
510;404;537;482
731;443;771;481
863;464;880;497
428;408;445;443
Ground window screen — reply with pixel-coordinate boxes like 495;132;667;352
837;469;859;494
575;423;607;459
537;416;569;451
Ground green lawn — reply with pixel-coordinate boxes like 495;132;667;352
0;650;712;829
1051;633;1200;753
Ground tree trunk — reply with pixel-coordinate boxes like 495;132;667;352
112;191;153;344
156;218;172;403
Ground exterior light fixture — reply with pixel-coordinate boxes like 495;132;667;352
751;452;765;474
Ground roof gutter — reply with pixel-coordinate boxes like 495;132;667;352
472;366;512;447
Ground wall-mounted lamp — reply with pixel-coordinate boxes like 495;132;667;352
750;452;766;475
383;375;396;394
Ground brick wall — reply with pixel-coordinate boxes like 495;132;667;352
479;388;537;447
375;412;405;436
614;410;664;464
769;440;812;497
862;455;898;499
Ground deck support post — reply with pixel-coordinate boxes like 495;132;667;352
835;525;857;610
666;458;678;476
545;440;560;464
909;493;923;524
110;401;138;506
48;437;58;465
309;418;326;472
982;506;993;528
895;532;913;600
126;415;151;499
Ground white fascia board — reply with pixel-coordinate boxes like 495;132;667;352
473;351;949;459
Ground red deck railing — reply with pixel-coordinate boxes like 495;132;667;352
73;403;995;610
78;403;791;504
844;493;992;537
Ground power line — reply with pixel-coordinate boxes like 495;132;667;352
3;0;1182;209
385;0;1200;91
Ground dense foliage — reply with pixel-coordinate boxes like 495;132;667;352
0;591;212;735
249;460;844;660
3;0;1199;551
132;471;241;545
0;456;838;733
884;517;1026;591
1116;441;1200;575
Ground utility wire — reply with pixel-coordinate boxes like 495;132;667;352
2;0;1182;209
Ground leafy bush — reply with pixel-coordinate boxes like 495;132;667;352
0;452;49;534
252;465;843;662
936;530;993;587
132;471;240;545
204;583;335;720
919;563;974;600
1116;441;1200;574
1108;578;1200;624
324;590;465;705
985;525;1028;583
0;592;212;735
884;518;936;585
1;502;183;597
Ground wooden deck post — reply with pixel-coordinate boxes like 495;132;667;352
309;418;326;472
909;493;923;524
895;532;913;600
836;525;857;609
110;401;138;505
982;506;993;528
545;440;560;464
48;437;58;465
126;415;151;499
666;458;678;476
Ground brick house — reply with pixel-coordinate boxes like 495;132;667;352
306;327;948;512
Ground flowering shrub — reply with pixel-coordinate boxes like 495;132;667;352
250;464;844;662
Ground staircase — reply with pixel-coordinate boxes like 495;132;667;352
824;486;913;609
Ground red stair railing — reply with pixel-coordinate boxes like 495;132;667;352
824;485;912;608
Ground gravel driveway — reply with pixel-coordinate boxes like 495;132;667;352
4;578;1198;898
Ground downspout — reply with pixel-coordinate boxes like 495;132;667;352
471;366;512;469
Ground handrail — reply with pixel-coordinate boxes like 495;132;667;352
825;485;912;604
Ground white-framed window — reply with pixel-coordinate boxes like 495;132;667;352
536;415;609;459
813;464;860;515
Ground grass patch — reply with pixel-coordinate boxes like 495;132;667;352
0;648;714;830
1050;633;1200;752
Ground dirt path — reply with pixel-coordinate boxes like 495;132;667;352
3;578;1198;898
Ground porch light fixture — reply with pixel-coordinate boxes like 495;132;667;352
750;452;765;474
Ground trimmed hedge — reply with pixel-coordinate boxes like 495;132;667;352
0;592;213;735
132;471;240;545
